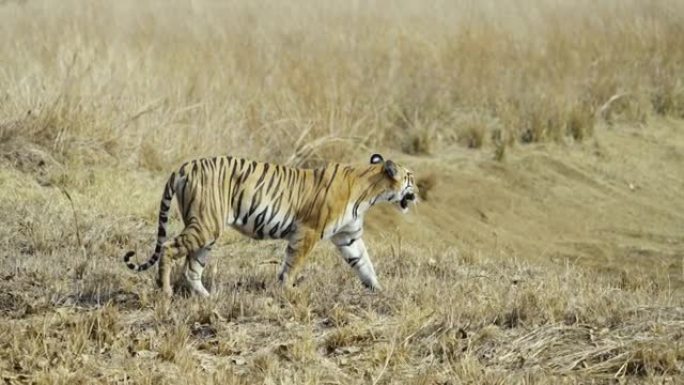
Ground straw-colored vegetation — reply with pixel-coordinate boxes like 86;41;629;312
1;0;683;383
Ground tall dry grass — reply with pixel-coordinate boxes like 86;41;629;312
1;0;683;170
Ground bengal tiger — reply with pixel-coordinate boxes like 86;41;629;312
123;153;417;297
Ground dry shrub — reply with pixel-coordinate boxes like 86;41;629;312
158;323;191;362
324;325;377;355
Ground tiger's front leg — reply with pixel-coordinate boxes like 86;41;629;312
332;236;380;291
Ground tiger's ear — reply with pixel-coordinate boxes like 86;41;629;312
370;153;384;164
384;160;397;179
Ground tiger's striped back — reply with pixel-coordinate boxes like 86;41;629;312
174;157;356;241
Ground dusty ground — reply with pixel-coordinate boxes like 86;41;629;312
1;119;682;384
401;118;684;289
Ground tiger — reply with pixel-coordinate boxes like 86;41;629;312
123;153;418;297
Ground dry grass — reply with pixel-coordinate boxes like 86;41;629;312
2;0;684;166
1;0;684;383
1;196;682;384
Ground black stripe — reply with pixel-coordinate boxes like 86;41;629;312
352;181;380;218
220;158;229;207
179;176;189;203
269;222;281;238
228;159;240;207
178;162;189;176
247;189;262;217
169;171;176;189
265;166;278;194
347;257;361;267
280;220;296;238
182;170;197;218
288;168;295;190
272;170;283;197
255;163;270;187
241;164;253;183
279;213;290;228
254;208;268;230
320;211;330;239
321;164;339;201
234;190;244;221
183;193;196;220
295;171;306;208
186;231;201;247
229;158;240;182
352;196;364;219
265;193;283;224
318;167;327;185
163;186;172;200
220;157;229;181
285;170;299;203
191;160;199;177
359;167;373;177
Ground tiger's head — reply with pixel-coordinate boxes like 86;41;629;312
369;153;418;213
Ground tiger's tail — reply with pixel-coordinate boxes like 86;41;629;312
123;172;177;271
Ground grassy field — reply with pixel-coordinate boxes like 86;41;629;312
1;0;683;383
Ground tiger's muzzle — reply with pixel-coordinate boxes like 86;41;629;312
400;192;416;210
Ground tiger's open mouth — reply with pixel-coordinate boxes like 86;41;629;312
400;192;416;210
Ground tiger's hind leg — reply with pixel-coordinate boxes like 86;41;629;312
158;228;210;297
183;245;214;297
278;228;317;288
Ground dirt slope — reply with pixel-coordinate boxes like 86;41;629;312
368;118;684;288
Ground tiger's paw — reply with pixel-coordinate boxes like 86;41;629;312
362;280;381;292
162;288;174;298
